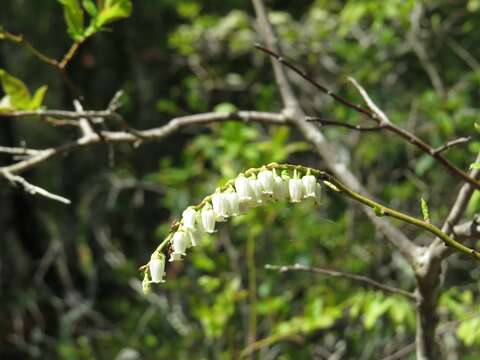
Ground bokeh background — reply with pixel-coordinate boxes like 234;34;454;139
1;0;480;358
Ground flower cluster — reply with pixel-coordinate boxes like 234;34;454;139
147;166;323;285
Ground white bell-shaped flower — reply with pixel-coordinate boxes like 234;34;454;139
273;174;288;201
149;254;166;283
182;207;197;230
212;192;229;220
288;178;304;203
171;230;188;259
249;178;264;204
258;169;274;195
225;192;240;216
187;227;201;247
302;175;317;198
235;175;253;202
201;203;216;233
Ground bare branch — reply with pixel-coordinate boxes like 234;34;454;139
0;111;287;176
432;136;471;155
0;146;40;156
306;117;386;132
255;46;480;189
452;216;480;241
251;0;300;112
408;4;446;97
1;170;71;204
265;264;416;300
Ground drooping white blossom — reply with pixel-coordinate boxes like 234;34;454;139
272;170;288;201
201;203;216;233
225;191;240;216
149;254;166;283
249;177;264;204
170;231;188;261
258;169;274;195
182;207;197;230
235;175;253;202
212;192;229;220
289;178;304;203
186;227;201;247
302;174;317;198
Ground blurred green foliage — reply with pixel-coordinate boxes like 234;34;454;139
1;0;480;359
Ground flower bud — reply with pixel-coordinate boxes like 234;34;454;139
258;169;274;195
182;207;197;230
201;203;216;233
288;178;304;203
149;254;166;283
302;175;317;198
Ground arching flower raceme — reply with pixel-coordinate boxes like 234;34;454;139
302;174;317;198
182;207;197;230
201;203;216;233
144;164;327;288
258;169;274;195
149;254;166;283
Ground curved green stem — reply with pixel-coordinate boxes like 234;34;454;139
141;163;480;274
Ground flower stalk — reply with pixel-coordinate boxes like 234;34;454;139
141;163;480;291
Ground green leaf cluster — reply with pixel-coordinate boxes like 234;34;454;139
57;0;132;41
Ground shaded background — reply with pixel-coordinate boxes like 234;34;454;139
1;0;480;358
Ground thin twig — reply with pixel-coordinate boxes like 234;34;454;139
1;170;71;204
255;45;480;189
432;136;471;155
265;264;416;300
0;111;287;176
306;117;386;132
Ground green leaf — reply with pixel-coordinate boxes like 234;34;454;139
82;0;98;17
421;197;430;223
28;85;48;110
0;70;47;111
470;162;480;170
0;69;31;109
213;102;237;113
58;0;85;41
475;122;480;133
95;0;132;28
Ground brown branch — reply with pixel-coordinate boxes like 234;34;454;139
1;169;71;204
265;264;416;300
255;45;480;189
306;117;386;132
0;111;287;176
2;30;81;70
432;136;471;155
